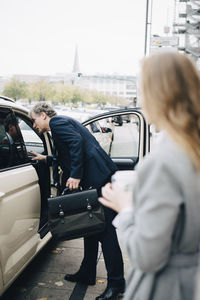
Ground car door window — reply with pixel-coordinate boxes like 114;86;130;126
17;117;45;155
85;113;140;157
0;122;10;169
0;110;28;169
110;114;139;157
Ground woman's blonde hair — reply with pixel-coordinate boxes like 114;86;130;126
141;51;200;169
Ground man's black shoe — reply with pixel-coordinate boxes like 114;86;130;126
64;272;96;285
95;286;125;300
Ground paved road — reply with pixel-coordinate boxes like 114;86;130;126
110;122;139;157
1;237;130;300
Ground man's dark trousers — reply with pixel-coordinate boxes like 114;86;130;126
82;205;125;288
80;182;125;288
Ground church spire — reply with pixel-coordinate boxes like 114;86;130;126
72;45;80;74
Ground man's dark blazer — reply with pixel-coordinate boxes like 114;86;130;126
47;115;117;189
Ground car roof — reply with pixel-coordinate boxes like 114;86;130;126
0;95;29;115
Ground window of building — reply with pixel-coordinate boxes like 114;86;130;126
126;84;136;90
126;91;135;95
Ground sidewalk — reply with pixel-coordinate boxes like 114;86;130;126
2;237;130;300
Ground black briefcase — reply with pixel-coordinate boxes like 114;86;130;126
48;188;105;240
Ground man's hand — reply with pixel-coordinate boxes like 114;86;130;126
29;150;46;161
66;177;81;190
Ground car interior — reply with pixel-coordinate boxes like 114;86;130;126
16;113;52;236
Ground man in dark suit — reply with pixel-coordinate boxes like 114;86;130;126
30;102;125;300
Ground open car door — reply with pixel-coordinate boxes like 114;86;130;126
82;108;149;170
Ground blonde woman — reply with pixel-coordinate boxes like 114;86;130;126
99;52;200;300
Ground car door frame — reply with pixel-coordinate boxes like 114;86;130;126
15;110;53;236
82;108;150;169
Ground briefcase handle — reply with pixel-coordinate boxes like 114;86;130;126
61;186;83;196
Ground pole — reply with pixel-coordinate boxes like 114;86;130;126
144;0;153;56
144;0;149;55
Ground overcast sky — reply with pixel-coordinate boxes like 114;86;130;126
0;0;174;77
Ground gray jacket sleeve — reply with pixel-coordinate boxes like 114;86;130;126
116;150;183;273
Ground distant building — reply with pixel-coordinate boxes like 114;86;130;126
173;0;200;68
70;46;137;101
13;74;65;84
72;45;81;74
0;76;11;93
1;45;137;102
73;74;137;101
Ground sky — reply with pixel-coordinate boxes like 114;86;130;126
0;0;174;77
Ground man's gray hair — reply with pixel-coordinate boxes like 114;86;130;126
30;102;57;118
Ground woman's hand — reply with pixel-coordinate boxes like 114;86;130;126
30;150;47;161
98;183;133;213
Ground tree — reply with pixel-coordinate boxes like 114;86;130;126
92;92;109;105
71;87;83;105
52;83;73;104
27;80;54;102
3;78;28;101
81;90;94;105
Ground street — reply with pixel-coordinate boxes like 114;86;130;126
110;122;139;157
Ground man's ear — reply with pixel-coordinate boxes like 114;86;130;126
41;112;47;120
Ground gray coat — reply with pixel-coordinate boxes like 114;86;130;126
116;133;200;300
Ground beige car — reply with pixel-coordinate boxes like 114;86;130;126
0;96;149;296
0;96;54;296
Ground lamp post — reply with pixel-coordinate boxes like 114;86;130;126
144;0;153;55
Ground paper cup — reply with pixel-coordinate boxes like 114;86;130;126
111;170;137;192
